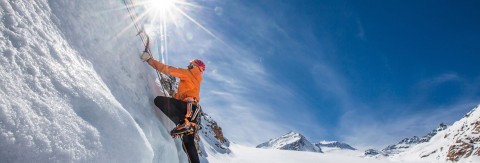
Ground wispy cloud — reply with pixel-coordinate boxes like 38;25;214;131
416;72;463;89
311;63;352;107
356;18;366;41
184;3;342;145
201;61;308;145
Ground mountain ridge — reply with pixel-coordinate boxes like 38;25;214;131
365;123;449;157
256;131;358;153
316;141;357;151
365;105;480;162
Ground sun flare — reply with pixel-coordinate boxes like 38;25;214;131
149;0;176;11
121;0;226;61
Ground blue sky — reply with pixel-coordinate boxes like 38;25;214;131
142;0;480;148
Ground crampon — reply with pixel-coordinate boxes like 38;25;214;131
170;120;196;138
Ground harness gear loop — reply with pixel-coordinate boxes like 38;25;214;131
184;97;198;119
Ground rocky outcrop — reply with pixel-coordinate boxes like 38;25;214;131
199;113;231;156
446;118;480;161
211;121;226;144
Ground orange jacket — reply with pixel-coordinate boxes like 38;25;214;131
147;59;203;102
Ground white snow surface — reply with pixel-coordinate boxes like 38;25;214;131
205;143;427;163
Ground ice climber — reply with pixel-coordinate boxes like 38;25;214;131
141;52;205;163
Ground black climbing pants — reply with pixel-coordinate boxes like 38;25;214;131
154;96;200;163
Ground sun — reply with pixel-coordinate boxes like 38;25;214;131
122;0;225;49
149;0;176;11
144;0;181;24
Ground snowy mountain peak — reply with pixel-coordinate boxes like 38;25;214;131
315;141;356;151
256;131;322;153
283;131;302;139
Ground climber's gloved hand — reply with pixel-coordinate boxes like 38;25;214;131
140;51;151;62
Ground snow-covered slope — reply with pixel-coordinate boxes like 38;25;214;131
316;141;356;152
256;131;322;153
0;0;186;162
366;123;448;157
392;105;480;163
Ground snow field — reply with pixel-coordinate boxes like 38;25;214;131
209;144;427;163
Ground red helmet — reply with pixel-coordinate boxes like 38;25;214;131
190;59;206;72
